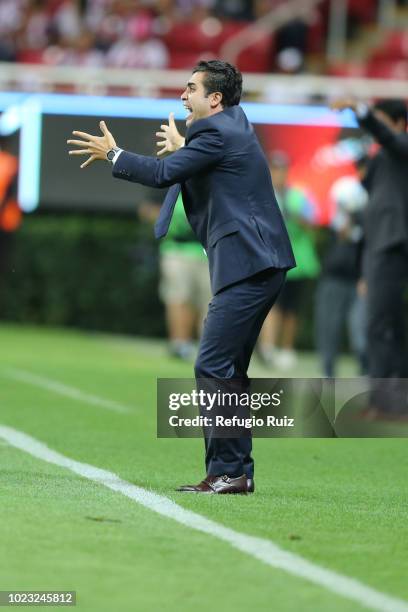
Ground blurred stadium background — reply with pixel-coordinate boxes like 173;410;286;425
1;2;408;611
0;0;407;366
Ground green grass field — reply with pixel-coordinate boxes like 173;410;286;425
1;323;407;612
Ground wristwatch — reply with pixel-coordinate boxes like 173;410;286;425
106;146;120;163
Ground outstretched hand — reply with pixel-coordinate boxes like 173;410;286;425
155;112;185;157
67;121;116;168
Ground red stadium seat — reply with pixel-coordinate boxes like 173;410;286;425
16;50;44;64
161;20;222;55
371;32;408;62
161;19;273;73
306;11;325;54
235;33;274;73
366;59;408;79
348;0;376;22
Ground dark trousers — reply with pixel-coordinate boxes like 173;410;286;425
194;267;286;479
365;246;408;412
365;247;408;378
315;277;367;377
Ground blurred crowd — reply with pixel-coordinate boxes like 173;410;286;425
2;1;408;77
4;1;406;75
0;0;305;70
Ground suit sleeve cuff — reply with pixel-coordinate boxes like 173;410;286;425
112;148;123;166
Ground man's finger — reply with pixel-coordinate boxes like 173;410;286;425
69;149;91;155
156;141;167;147
67;139;90;147
80;155;95;169
160;125;169;131
99;120;110;136
72;130;95;140
168;112;175;126
156;131;167;138
157;148;167;157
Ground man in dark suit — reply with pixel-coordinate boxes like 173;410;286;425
332;98;408;415
68;60;295;493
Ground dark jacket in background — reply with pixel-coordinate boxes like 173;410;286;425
359;111;408;253
322;231;362;281
358;109;408;386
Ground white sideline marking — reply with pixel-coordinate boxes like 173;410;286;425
1;426;407;612
2;368;133;414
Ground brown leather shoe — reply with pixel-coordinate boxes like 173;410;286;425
178;475;255;494
177;474;248;494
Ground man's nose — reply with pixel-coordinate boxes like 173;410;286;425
181;89;187;100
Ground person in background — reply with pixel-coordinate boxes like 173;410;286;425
258;151;320;368
315;166;368;378
0;134;20;303
332;98;408;417
139;191;211;360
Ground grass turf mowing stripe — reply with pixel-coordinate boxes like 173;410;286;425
1;425;407;612
2;367;133;414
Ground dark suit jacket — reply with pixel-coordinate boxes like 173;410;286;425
359;111;408;253
113;105;295;294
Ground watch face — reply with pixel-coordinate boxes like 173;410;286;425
107;150;115;161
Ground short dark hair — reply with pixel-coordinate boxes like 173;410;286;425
192;60;242;107
374;99;407;127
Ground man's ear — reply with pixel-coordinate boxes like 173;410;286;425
210;92;223;108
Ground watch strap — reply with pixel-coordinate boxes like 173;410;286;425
107;146;121;163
